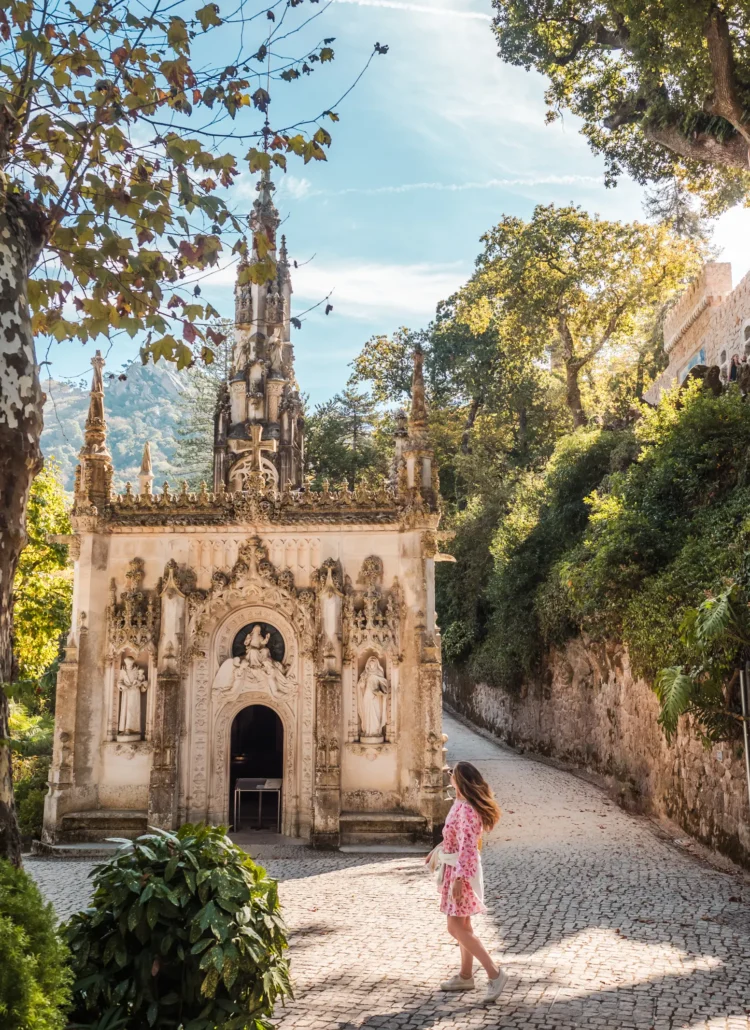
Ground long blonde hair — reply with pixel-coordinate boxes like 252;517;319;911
453;761;501;832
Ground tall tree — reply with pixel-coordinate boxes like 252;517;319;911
492;0;750;210
173;325;231;487
0;0;385;864
458;205;704;428
306;387;385;486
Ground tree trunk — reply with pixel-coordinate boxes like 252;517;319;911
460;396;481;455
0;195;47;865
565;361;587;428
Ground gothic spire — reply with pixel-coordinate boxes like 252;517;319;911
82;350;109;456
75;349;113;510
278;234;290;282
250;167;280;252
139;441;153;496
409;343;428;433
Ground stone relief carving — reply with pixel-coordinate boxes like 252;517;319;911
117;655;148;740
343;558;402;658
187;535;316;662
357;656;389;743
345;741;395;761
213;623;296;699
106;557;158;658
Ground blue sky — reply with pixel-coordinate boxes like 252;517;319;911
47;0;750;404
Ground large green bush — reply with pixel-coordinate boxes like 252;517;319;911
0;859;72;1030
464;429;627;690
440;382;750;740
65;825;291;1030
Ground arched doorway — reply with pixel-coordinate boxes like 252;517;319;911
230;704;283;831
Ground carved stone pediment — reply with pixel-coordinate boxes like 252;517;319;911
187;536;316;658
106;557;158;658
342;558;402;659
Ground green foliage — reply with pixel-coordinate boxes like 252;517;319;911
458;204;704;427
8;700;54;839
562;384;750;643
654;582;749;741
65;824;291;1030
173;329;231;488
468;429;625;689
0;859;72;1030
491;0;750;211
306;386;388;486
13;459;72;681
1;0;365;367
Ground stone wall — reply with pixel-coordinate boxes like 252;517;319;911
444;635;750;868
646;262;750;404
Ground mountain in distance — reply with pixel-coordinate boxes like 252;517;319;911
42;358;191;492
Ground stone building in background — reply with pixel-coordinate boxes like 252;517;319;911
42;173;450;849
646;261;750;404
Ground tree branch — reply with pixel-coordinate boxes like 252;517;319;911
644;120;750;170
704;4;750;144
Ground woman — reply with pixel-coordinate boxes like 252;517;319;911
427;761;507;1002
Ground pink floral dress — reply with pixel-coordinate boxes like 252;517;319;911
439;799;485;917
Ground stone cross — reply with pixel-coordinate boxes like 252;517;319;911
249;423;278;471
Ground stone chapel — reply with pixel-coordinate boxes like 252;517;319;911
42;173;450;848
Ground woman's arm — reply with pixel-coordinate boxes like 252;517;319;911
454;804;479;882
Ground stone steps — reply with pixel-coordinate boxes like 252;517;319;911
58;809;148;843
339;810;429;847
31;840;125;859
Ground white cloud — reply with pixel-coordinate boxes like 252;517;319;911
332;0;491;19
280;175;313;201
293;259;468;318
191;257;467;320
308;174;602;198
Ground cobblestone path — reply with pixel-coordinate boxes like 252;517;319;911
29;713;750;1030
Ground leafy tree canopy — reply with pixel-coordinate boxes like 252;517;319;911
457;204;705;427
492;0;750;211
306;386;387;486
2;0;380;366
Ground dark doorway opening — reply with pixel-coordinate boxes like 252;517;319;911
229;705;283;831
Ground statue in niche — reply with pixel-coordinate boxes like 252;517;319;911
357;656;389;743
268;332;284;373
117;655;147;739
213;623;294;699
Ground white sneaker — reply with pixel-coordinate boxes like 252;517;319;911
440;973;475;991
484;968;508;1003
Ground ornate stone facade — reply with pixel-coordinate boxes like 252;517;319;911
43;177;450;847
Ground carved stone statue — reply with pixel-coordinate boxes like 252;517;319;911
357;656;389;743
269;332;284;373
117;655;147;739
213;624;294;699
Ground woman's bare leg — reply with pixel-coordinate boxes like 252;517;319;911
459;924;474;979
447;915;499;979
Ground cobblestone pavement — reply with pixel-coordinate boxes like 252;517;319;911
28;712;750;1030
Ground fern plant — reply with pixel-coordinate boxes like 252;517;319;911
655;582;749;742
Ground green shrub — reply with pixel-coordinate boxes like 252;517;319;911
470;428;627;689
0;859;72;1030
9;700;54;839
65;824;291;1030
